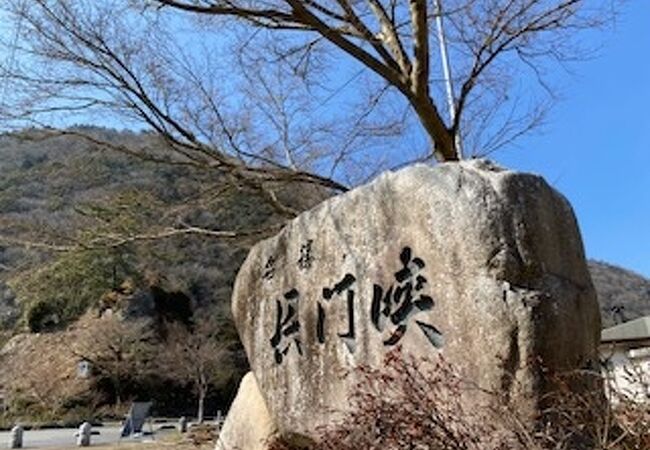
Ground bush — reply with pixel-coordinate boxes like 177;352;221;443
11;248;137;331
268;349;650;450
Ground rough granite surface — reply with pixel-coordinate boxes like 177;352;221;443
230;160;601;444
215;372;277;450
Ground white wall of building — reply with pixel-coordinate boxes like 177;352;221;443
602;345;650;403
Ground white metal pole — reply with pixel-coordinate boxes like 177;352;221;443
433;0;463;159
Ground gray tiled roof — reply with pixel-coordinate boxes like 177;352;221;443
601;316;650;342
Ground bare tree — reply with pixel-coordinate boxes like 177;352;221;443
153;0;616;158
156;315;229;423
73;314;154;407
0;0;615;244
2;1;615;161
0;332;91;417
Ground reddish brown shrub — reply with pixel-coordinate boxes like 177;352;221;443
268;349;650;450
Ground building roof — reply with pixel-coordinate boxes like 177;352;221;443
601;315;650;343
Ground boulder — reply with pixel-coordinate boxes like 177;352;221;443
231;160;601;444
0;282;18;328
215;372;277;450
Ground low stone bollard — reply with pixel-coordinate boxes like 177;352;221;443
178;416;187;433
76;422;92;447
9;425;23;449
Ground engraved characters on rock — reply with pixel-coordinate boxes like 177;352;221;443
268;246;443;365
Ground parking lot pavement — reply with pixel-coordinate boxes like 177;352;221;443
0;425;171;448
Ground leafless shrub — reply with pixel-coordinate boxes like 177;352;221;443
155;315;230;423
72;314;155;408
268;349;521;450
267;349;650;450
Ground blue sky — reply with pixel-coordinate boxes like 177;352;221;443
496;1;650;277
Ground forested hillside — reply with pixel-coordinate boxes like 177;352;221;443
0;127;327;333
0;127;330;420
1;128;648;333
0;128;232;330
589;260;650;328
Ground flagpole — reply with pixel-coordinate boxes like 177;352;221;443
433;0;463;159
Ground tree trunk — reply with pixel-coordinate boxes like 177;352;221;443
114;376;122;409
408;95;458;162
197;387;206;424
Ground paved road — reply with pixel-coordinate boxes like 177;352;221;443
0;426;168;448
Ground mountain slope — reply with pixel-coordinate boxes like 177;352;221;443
0;127;327;332
0;128;647;332
589;260;650;328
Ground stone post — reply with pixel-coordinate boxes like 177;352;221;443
8;425;23;449
178;416;187;433
76;422;92;447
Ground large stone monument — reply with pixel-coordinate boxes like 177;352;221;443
222;160;601;447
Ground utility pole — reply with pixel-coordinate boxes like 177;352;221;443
433;0;463;160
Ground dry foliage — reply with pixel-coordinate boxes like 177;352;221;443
72;313;155;407
0;328;94;420
155;316;229;423
268;350;650;450
186;423;219;446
